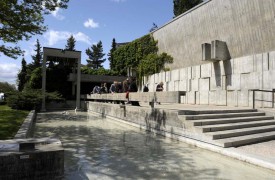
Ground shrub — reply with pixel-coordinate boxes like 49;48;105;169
6;89;64;111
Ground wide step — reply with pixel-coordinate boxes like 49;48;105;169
215;131;275;147
201;119;275;132
178;109;257;115
206;125;275;139
193;116;274;126
185;112;265;120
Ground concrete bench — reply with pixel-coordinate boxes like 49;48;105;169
86;91;186;104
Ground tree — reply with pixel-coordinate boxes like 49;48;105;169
0;82;16;93
108;38;117;70
173;0;203;17
17;57;28;91
31;39;42;69
149;23;158;32
86;41;106;69
65;35;76;51
0;0;69;59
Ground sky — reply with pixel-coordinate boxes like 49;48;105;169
0;0;174;85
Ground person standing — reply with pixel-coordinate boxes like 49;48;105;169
143;83;149;92
156;82;164;92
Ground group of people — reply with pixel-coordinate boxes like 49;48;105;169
92;80;164;94
91;80;164;106
91;77;138;95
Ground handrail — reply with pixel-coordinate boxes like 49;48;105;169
250;89;275;109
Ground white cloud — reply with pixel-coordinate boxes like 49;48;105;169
51;6;65;20
74;32;93;45
0;63;20;84
44;30;92;46
84;18;99;29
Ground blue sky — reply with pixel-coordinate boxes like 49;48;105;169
0;0;174;85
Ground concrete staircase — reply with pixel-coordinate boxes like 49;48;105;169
179;109;275;148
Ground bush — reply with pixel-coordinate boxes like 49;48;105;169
6;89;64;111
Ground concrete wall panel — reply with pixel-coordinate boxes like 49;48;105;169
201;63;212;78
227;90;238;107
199;91;209;105
191;78;199;91
171;69;180;81
269;51;275;70
238;90;249;107
179;68;188;81
199;78;210;91
187;91;195;104
209;91;217;105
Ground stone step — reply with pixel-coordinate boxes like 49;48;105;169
206;125;275;140
215;131;275;148
200;119;275;132
193;116;274;126
178;109;257;115
185;112;265;120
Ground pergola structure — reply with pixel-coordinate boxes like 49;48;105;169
42;47;81;111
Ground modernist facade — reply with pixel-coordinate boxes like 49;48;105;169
145;0;275;108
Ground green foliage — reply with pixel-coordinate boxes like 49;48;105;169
86;41;106;69
81;66;118;76
173;0;203;17
112;34;173;84
26;67;42;90
0;82;16;93
30;39;42;69
0;0;69;58
6;89;64;111
108;38;117;70
0;105;29;140
17;57;28;91
149;23;158;32
65;35;76;51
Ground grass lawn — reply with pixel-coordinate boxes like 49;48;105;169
0;105;29;140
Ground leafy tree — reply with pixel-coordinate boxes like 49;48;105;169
0;82;16;93
149;23;158;32
31;39;42;70
65;35;76;51
0;0;69;59
173;0;203;17
86;41;106;69
17;57;28;91
112;34;173;85
108;38;117;70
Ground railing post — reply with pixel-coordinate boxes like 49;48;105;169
252;90;255;109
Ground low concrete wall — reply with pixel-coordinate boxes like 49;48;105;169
87;91;186;103
88;102;211;144
0;138;64;180
14;110;36;139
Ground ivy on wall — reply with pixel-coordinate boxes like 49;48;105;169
112;34;173;84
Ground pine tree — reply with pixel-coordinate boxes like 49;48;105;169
173;0;203;17
108;38;117;70
65;35;76;51
149;23;158;32
17;57;27;91
31;39;42;69
86;41;106;69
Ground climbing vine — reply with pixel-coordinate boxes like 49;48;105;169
112;34;173;85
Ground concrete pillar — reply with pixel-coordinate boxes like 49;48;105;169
41;55;47;111
76;57;81;110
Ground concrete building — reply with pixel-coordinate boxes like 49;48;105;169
144;0;275;108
